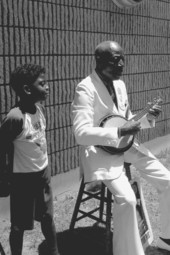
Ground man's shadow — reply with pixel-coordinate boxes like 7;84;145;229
38;226;110;255
38;227;170;255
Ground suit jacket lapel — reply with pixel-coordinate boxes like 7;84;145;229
92;71;119;114
113;80;126;116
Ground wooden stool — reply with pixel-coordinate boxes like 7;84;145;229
69;163;131;254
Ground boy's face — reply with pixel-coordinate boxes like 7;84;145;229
30;73;49;102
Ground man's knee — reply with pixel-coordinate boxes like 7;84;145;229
115;192;136;207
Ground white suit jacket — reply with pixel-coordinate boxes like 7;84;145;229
72;71;153;182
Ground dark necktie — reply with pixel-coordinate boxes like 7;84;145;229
96;71;118;108
106;82;118;108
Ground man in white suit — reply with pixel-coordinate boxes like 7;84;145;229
71;40;170;255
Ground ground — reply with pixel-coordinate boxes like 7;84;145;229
0;149;170;255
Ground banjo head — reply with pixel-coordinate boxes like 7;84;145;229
100;114;127;128
99;115;134;154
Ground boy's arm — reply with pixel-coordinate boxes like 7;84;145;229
0;109;23;147
0;109;23;174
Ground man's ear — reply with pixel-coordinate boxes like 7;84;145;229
23;85;31;95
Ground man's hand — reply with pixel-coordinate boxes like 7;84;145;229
118;120;141;137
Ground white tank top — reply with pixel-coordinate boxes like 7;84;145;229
13;105;48;173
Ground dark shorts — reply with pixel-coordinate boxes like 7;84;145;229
10;167;53;230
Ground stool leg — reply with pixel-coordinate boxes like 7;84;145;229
69;178;85;230
99;183;105;222
124;162;132;181
105;188;112;254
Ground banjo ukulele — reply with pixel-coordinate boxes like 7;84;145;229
98;97;162;154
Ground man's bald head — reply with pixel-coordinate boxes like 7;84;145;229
95;41;124;66
94;41;125;81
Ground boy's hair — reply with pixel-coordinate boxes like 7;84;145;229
10;64;45;95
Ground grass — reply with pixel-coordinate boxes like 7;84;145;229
0;149;170;255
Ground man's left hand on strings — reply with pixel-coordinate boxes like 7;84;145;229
147;104;162;119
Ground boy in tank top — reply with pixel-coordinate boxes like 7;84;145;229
0;64;60;255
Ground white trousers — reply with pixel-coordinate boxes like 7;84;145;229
103;142;170;255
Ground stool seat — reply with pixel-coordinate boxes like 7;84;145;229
69;163;131;254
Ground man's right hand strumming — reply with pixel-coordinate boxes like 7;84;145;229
118;120;141;137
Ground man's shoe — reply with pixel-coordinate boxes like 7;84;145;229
157;238;170;251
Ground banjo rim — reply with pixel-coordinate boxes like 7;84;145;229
98;114;134;154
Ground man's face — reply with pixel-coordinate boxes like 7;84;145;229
101;54;125;81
